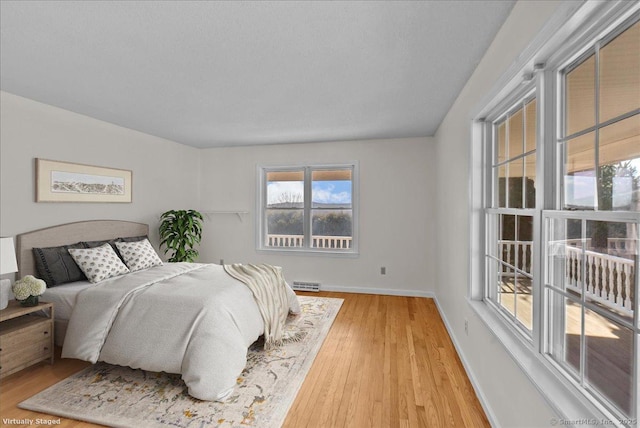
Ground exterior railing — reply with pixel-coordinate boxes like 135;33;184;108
500;240;635;316
499;240;533;274
564;245;635;315
267;234;304;247
267;234;352;249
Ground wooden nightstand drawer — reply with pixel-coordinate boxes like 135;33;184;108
0;317;52;348
0;301;54;379
0;337;52;376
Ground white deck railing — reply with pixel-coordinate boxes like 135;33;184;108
500;240;635;316
267;234;304;247
564;245;635;315
499;240;533;274
267;234;352;249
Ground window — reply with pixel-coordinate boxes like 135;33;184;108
257;164;358;254
486;94;537;335
545;18;639;420
561;20;640;211
478;6;639;425
545;213;638;418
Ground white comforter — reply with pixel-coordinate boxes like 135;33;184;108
62;263;297;401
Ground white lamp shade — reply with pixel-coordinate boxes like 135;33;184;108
0;237;18;275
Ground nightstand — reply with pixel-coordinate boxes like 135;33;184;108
0;300;54;379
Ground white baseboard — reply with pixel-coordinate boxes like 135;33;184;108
319;284;435;298
432;296;499;428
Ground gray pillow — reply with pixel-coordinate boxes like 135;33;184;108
118;235;148;243
82;238;119;249
83;236;147;247
33;242;87;287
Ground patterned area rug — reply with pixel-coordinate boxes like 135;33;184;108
19;296;343;428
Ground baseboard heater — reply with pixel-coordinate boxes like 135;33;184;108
291;281;320;292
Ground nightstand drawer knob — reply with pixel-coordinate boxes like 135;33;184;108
43;331;49;335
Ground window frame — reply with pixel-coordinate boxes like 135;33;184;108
256;162;359;256
542;210;640;421
470;2;640;426
545;14;640;420
483;86;539;340
557;16;640;212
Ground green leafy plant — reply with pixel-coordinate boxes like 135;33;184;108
159;209;204;262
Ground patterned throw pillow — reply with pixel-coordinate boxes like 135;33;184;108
114;239;163;272
68;243;130;283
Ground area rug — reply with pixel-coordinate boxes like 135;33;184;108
19;296;343;428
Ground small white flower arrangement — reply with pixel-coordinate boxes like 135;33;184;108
12;275;46;306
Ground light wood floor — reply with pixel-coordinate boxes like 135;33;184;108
0;292;489;427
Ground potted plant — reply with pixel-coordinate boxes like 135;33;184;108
159;209;204;262
13;275;46;306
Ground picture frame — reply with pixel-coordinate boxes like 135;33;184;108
36;158;132;203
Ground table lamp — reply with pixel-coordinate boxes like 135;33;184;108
0;237;18;310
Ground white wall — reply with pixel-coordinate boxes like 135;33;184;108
0;91;435;296
0;91;200;245
434;1;564;427
198;137;435;295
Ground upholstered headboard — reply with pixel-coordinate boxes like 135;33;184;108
16;220;149;277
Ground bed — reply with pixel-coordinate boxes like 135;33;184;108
16;220;299;401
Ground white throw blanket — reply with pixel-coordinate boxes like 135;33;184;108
223;263;300;349
62;263;299;401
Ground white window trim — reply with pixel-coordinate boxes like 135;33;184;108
469;1;640;426
256;162;359;257
483;85;538;341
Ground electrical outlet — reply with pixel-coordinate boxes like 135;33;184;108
464;319;469;336
380;266;386;275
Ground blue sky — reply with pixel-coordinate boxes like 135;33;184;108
267;180;352;205
313;181;352;204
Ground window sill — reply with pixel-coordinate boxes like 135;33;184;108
468;299;625;427
256;247;359;258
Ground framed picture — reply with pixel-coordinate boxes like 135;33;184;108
36;158;132;203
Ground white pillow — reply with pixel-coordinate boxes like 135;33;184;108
115;239;163;272
68;243;130;283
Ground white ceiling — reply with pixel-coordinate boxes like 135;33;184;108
0;1;515;148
